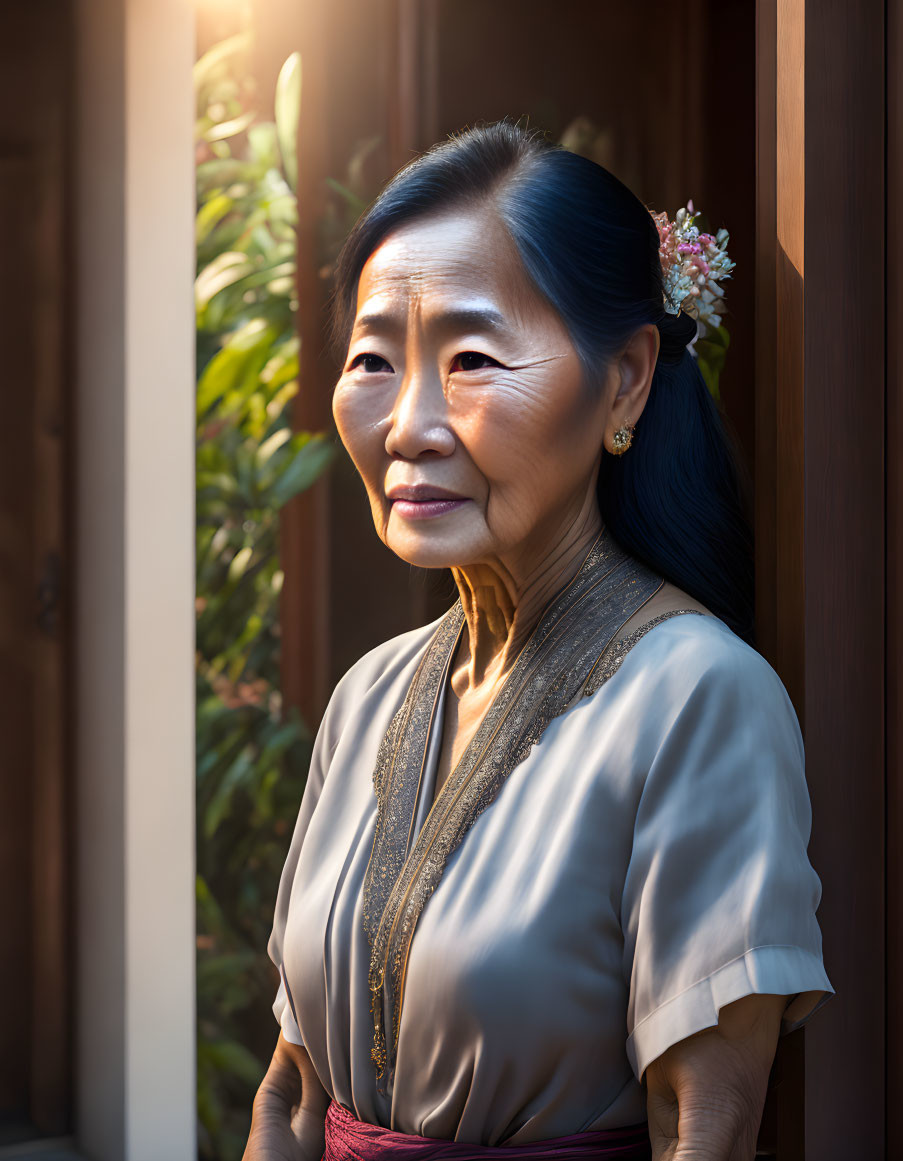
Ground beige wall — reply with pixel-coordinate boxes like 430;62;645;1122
75;0;196;1156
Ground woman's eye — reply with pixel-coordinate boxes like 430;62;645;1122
349;353;394;373
450;351;500;373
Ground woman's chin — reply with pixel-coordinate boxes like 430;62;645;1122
384;527;483;572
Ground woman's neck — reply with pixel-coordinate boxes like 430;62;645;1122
449;504;603;697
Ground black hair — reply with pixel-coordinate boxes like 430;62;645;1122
330;120;755;644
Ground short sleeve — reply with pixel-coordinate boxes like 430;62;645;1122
266;674;344;1046
620;631;834;1082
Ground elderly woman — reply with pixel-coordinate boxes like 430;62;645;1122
244;122;832;1161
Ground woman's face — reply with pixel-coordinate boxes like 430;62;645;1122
332;205;618;573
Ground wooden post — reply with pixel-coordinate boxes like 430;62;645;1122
756;0;886;1155
280;0;334;726
888;0;903;1146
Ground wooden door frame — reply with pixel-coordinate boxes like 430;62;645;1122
73;0;197;1155
0;1;73;1137
282;3;892;1152
756;0;887;1156
887;0;903;1147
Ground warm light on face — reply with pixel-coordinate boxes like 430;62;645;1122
332;206;614;575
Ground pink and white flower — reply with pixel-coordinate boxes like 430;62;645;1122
652;199;735;338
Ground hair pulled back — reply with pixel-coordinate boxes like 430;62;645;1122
330;120;754;644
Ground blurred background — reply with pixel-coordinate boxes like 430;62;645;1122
0;0;895;1159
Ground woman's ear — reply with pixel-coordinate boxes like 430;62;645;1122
603;323;659;453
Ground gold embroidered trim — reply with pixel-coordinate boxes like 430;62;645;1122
361;527;672;1091
583;609;711;695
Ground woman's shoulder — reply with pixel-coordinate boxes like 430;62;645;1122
322;608;451;726
591;586;807;789
605;583;797;725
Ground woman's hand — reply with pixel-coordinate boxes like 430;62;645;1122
243;1033;331;1161
645;992;786;1161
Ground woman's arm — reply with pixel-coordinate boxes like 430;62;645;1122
243;1032;331;1161
645;993;786;1161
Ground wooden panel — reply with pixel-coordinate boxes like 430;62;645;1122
385;0;441;165
755;0;779;675
802;1;885;1157
756;3;805;1152
888;0;903;1141
700;0;757;479
757;0;886;1156
0;155;38;1135
29;123;71;1141
772;0;806;708
0;0;71;1142
278;0;335;724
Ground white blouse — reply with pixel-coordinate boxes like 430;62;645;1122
267;607;833;1145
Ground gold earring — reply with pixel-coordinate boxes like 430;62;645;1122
610;420;635;455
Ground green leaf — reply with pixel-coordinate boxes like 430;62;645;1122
196;251;255;311
693;323;731;403
324;176;367;214
197;1036;264;1088
269;435;335;507
196;874;231;942
196;319;277;416
196;193;235;246
346;134;381;192
256;427;292;465
227;545;254;582
203;110;256;144
204;747;255;837
274;52;302;192
193;33;251;97
248;122;280;171
196;158;248;195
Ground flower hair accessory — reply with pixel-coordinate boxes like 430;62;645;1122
652;200;735;340
650;200;736;397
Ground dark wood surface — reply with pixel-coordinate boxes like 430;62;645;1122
757;0;888;1156
276;0;336;725
752;15;791;1145
801;3;886;1156
888;0;903;1147
0;0;72;1141
0;153;40;1139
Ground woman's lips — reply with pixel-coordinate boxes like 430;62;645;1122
391;497;470;520
387;487;470;520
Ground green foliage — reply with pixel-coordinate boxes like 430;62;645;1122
194;36;333;1161
693;324;731;403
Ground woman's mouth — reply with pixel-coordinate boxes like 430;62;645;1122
387;486;470;520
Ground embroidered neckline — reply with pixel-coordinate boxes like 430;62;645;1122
360;527;702;1092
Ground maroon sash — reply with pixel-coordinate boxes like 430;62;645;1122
322;1099;652;1160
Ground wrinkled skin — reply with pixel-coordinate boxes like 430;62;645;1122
244;1034;329;1161
245;206;785;1161
332;206;656;780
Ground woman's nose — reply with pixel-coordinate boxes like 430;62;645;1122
384;366;456;459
